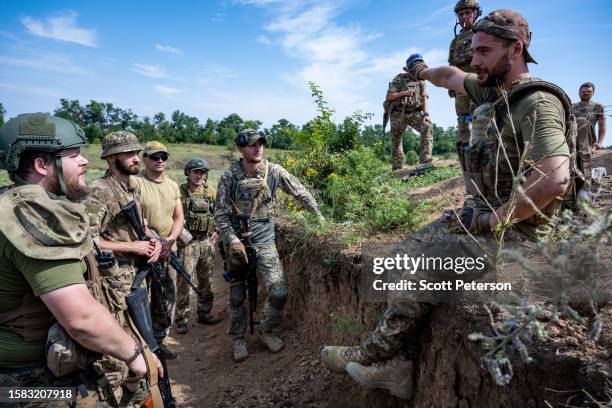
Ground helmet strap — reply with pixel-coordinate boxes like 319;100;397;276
54;152;68;198
454;20;460;37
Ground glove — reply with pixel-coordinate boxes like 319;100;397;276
229;238;248;265
448;207;492;234
405;53;429;81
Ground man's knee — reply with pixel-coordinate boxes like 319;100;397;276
230;284;246;308
268;282;288;309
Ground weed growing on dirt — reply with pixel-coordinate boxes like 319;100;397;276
402;166;461;189
329;312;368;338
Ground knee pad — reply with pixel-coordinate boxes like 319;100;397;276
269;283;288;309
229;284;246;308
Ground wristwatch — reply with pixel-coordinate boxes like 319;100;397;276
125;345;143;365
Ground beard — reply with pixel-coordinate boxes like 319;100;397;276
477;51;512;87
580;94;591;102
48;171;89;201
115;157;139;175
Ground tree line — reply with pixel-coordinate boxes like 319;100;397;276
0;99;460;161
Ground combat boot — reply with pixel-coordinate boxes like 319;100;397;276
259;329;284;353
346;357;415;400
175;322;189;335
197;312;222;325
320;346;372;373
233;339;249;362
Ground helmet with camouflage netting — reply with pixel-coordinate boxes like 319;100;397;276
0;113;87;195
184;157;210;176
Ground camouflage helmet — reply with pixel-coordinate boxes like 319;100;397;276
235;129;267;147
100;130;142;159
184;157;209;176
0;113;87;172
454;0;481;15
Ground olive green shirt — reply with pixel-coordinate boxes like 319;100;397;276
464;74;570;176
0;233;85;368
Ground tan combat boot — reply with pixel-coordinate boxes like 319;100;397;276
320;346;371;373
259;329;284;353
233;339;249;362
346;357;415;400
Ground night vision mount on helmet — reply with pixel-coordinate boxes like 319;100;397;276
0;113;88;196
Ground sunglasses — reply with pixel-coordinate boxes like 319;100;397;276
147;153;168;162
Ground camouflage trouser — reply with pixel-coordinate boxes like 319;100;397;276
455;92;473;144
175;237;216;325
151;262;177;343
390;110;433;168
95;263;149;407
359;216;531;362
228;244;287;339
455;93;474;194
0;365;112;408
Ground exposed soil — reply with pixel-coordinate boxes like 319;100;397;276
167;150;612;408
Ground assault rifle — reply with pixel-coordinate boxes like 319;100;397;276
148;229;203;297
239;215;259;335
121;201;176;408
220;215;258;334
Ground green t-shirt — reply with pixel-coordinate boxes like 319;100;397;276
464;74;570;185
0;232;86;368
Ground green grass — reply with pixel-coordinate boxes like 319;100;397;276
0;143;289;187
402;166;462;189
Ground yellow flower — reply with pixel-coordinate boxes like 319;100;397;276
306;168;317;177
284;158;296;167
328;172;337;179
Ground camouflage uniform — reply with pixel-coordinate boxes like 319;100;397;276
387;74;433;167
449;28;476;145
82;133;149;407
215;159;321;339
175;182;217;326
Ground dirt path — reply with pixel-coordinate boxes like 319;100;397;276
165;260;336;408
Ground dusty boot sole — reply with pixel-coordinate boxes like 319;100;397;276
346;363;415;400
320;346;348;373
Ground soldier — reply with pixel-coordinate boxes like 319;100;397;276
322;9;572;399
175;157;221;335
84;130;163;405
385;61;433;169
215;129;324;362
0;114;162;407
133;141;184;359
449;0;481;191
572;82;607;150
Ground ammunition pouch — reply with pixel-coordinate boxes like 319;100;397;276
46;322;88;378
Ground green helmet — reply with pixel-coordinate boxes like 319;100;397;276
454;0;481;14
0;113;87;172
184;157;209;176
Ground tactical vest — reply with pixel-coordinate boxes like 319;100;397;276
465;79;585;211
230;161;278;221
395;75;422;112
449;29;474;69
181;184;214;233
0;253;105;343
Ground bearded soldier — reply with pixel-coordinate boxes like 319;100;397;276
385;61;433;169
175;157;221;334
0;114;162;407
449;0;481;191
572;82;606;150
215;129;324;362
83;131;163;406
323;9;573;400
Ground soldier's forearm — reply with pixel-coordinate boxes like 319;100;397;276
421;66;467;95
597;120;606;144
99;239;137;254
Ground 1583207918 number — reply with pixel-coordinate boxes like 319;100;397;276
0;387;76;402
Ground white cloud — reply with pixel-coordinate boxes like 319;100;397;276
153;85;180;96
21;11;97;47
256;35;272;45
156;44;182;54
132;63;183;81
0;54;90;76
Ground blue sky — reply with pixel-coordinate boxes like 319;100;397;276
1;0;611;145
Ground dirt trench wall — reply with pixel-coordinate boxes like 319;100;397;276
275;222;612;408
